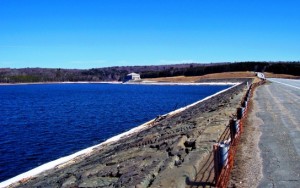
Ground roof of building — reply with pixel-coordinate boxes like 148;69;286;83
127;72;140;76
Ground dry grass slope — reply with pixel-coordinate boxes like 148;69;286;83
143;71;299;83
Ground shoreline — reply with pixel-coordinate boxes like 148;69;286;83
0;82;241;187
0;81;239;86
0;81;122;86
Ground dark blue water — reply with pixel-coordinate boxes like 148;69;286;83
0;83;230;182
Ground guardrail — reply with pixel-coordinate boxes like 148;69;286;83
213;80;265;187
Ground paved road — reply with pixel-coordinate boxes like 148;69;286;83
255;78;300;187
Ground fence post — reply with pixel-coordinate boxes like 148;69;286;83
230;119;240;141
214;144;220;185
214;140;231;186
219;142;230;168
237;107;244;119
242;101;247;110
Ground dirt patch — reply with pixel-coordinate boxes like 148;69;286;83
229;89;263;187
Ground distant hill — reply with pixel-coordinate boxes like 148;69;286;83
0;62;299;83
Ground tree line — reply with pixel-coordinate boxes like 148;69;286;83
141;62;300;78
0;62;299;83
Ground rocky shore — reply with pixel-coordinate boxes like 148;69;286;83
7;80;251;188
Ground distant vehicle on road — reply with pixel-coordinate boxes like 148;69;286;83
256;72;265;80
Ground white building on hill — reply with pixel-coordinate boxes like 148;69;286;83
123;73;141;82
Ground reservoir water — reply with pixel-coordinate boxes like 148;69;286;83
0;83;230;182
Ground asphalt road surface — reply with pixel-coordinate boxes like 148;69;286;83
255;78;300;187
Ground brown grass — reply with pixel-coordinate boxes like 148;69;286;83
143;72;299;83
143;72;256;83
264;72;300;79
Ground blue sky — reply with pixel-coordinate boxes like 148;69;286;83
0;0;299;69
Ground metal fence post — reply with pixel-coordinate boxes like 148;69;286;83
214;144;220;185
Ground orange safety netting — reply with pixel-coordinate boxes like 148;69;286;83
213;80;265;188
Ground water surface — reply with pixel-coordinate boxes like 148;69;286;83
0;83;230;181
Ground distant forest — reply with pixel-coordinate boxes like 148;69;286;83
0;62;299;83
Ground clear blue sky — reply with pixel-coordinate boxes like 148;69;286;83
0;0;299;69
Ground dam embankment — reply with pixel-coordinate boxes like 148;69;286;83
3;79;252;188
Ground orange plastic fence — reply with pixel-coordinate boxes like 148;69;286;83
214;80;265;188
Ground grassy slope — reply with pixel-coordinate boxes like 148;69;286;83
142;72;300;83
